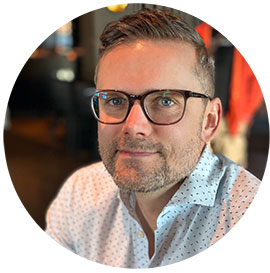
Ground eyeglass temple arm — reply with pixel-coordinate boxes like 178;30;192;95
188;91;212;99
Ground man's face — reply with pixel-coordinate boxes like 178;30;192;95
96;40;206;192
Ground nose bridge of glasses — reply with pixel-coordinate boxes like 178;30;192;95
127;94;145;111
129;94;143;102
125;94;148;122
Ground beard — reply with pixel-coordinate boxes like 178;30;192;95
98;131;204;193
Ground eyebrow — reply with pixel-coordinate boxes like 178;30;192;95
96;89;178;96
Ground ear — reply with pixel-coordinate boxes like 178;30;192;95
201;97;222;143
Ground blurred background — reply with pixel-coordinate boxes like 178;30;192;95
3;3;269;230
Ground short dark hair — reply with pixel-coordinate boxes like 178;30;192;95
96;8;215;97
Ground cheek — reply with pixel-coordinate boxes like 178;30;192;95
155;127;184;157
156;123;187;145
156;120;202;158
98;124;121;144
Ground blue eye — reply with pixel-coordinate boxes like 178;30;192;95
158;97;174;107
109;98;123;105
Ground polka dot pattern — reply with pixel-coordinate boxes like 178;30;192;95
46;145;260;268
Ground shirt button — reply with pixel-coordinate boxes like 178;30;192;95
136;230;145;238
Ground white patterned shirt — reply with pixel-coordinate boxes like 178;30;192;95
46;145;260;268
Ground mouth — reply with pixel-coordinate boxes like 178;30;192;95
117;149;158;158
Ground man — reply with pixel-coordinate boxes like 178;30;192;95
46;9;260;268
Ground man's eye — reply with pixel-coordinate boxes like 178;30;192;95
158;97;174;107
108;98;124;106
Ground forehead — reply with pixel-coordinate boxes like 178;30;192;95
97;40;200;92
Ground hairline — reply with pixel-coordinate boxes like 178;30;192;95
94;38;214;97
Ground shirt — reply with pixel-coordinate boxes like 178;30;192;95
45;145;260;268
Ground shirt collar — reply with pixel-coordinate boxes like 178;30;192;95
168;144;224;208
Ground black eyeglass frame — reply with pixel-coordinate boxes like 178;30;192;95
91;89;212;125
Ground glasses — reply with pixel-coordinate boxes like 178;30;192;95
91;89;211;125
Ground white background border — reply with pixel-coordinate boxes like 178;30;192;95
1;0;269;272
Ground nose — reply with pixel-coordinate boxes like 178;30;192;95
121;101;153;138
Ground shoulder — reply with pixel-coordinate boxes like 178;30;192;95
67;161;110;182
216;153;260;190
52;161;118;209
215;154;261;210
46;162;119;249
64;161;113;188
226;166;260;203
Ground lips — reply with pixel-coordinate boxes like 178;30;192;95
118;149;157;157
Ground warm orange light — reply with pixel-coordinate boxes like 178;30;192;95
66;49;77;61
107;4;128;12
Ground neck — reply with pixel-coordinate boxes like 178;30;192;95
134;181;184;259
135;181;183;231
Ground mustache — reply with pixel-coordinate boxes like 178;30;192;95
115;136;167;154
